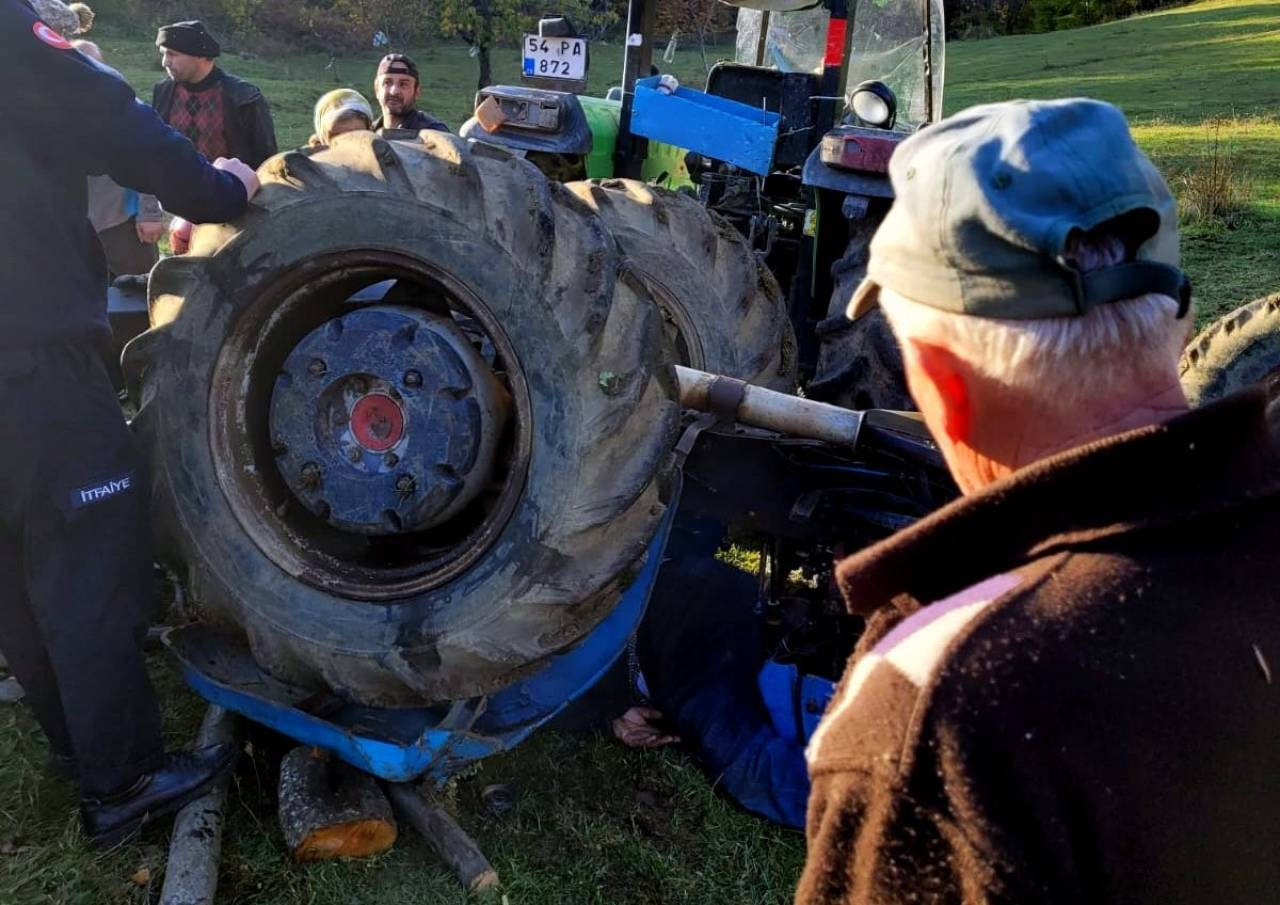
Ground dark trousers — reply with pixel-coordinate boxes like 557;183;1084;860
0;342;164;798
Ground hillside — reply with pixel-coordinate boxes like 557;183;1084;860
946;0;1280;320
946;0;1280;119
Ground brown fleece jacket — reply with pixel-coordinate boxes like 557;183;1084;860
798;390;1280;905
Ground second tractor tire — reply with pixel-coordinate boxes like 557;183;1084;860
564;179;798;390
808;227;914;412
1180;293;1280;408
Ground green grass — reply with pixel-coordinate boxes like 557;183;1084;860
0;658;803;904
945;0;1280;118
5;2;1279;901
944;0;1280;323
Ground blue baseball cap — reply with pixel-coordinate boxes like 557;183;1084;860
850;98;1189;320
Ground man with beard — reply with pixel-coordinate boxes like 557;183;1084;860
152;20;277;170
371;53;450;134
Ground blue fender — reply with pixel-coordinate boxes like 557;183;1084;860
167;501;677;783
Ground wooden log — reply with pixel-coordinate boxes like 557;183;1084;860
387;782;499;893
159;705;239;905
277;747;397;862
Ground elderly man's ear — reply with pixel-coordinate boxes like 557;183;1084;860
904;340;972;444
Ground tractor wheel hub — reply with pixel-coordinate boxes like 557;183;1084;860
269;305;507;536
350;393;404;452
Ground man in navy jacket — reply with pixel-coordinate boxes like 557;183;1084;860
1;0;257;847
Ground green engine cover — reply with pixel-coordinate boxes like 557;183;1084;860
578;96;692;189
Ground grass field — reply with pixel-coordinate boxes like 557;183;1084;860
0;655;805;904
945;0;1280;324
3;2;1279;902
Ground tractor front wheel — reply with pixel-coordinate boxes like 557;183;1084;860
1180;292;1280;421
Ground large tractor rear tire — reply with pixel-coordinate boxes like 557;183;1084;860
564;179;797;390
808;227;913;412
125;132;679;706
1180;293;1280;409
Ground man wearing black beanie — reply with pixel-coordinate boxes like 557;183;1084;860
151;20;276;171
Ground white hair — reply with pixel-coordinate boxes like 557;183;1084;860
878;234;1190;409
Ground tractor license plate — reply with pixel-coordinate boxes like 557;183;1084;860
523;35;588;80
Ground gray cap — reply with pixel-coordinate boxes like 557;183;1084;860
850;98;1187;320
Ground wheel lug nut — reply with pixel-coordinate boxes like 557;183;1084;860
396;475;416;494
384;453;399;467
348;447;363;464
308;358;327;377
300;462;321;489
403;370;423;388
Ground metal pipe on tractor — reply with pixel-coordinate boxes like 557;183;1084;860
614;0;657;179
677;365;865;447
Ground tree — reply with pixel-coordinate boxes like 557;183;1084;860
655;0;734;74
331;0;432;49
434;0;619;90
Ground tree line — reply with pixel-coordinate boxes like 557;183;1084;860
949;0;1187;38
88;0;1189;62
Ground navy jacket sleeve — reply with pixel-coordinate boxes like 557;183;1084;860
4;0;247;224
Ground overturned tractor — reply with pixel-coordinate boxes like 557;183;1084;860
120;125;955;801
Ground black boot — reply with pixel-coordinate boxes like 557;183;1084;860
80;743;238;848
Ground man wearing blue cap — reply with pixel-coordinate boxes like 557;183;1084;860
798;99;1280;903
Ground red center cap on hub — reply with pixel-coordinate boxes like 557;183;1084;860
350;393;405;452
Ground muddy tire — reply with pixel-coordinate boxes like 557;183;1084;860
125;132;679;705
1180;293;1280;409
564;179;797;390
808;228;913;411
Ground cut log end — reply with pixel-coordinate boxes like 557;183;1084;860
278;746;397;863
292;817;398;862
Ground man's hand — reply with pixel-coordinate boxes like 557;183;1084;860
167;158;257;255
212;157;260;201
612;706;680;749
168;217;193;255
135;220;166;244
